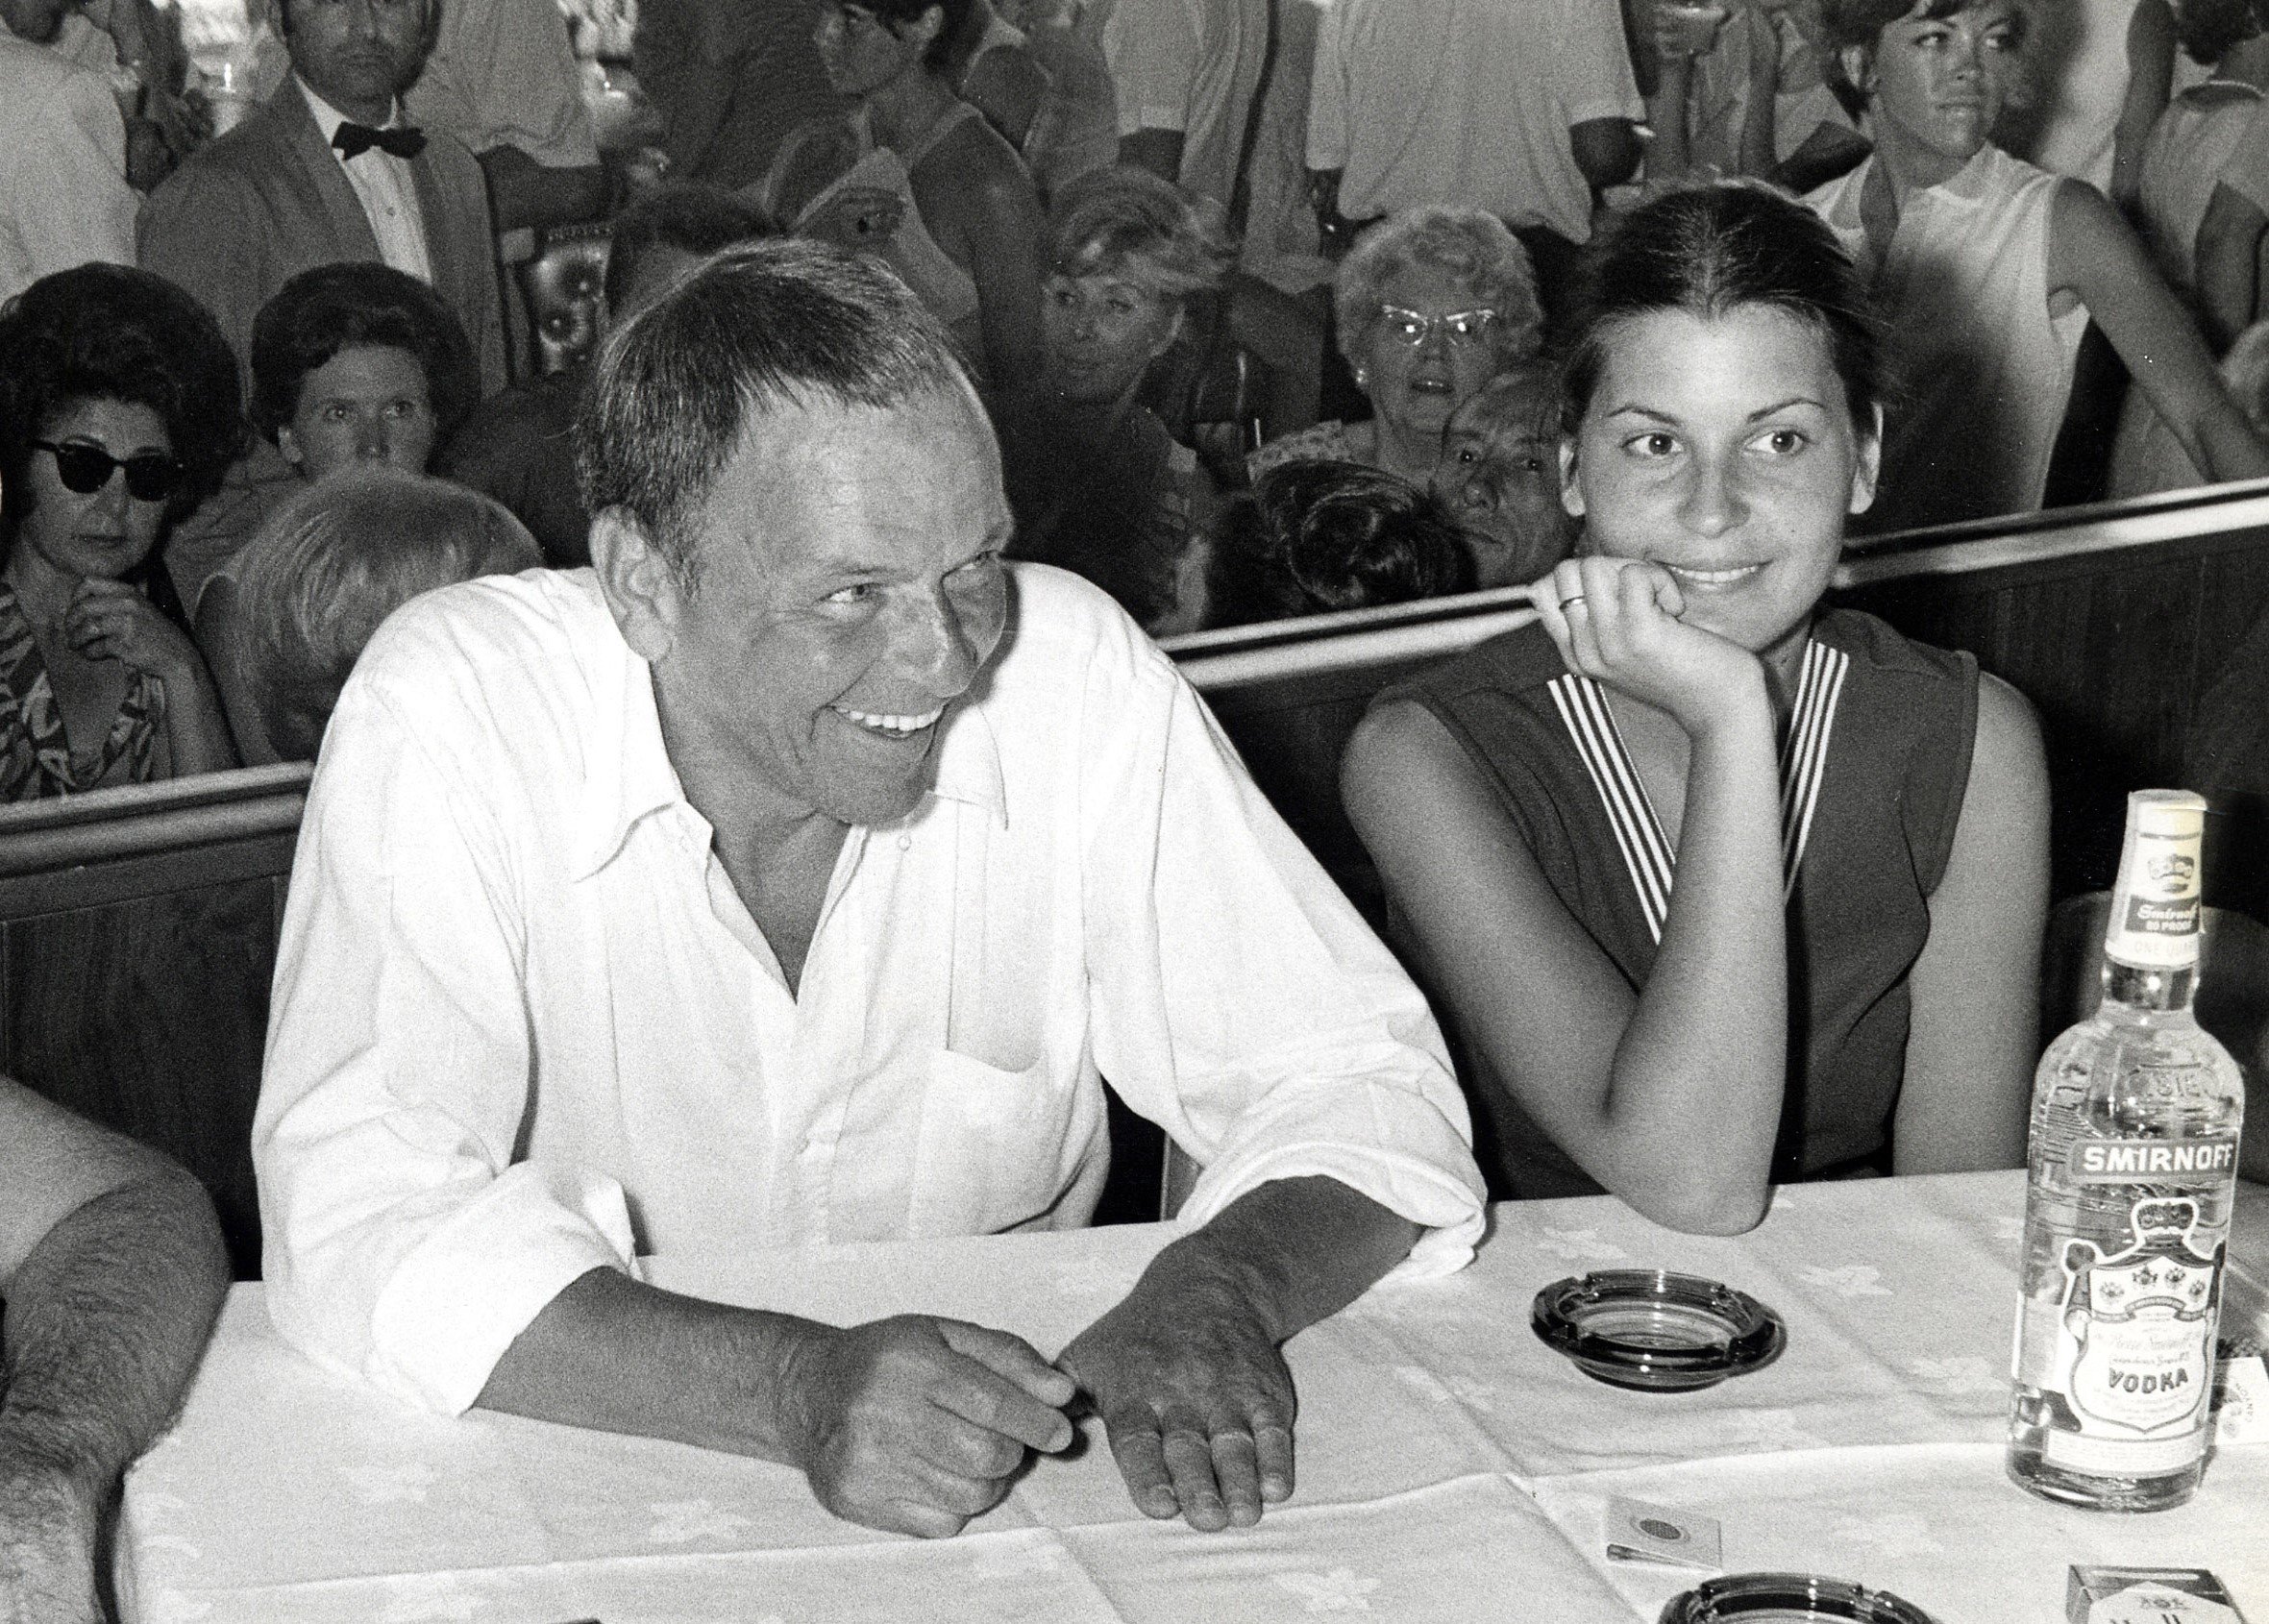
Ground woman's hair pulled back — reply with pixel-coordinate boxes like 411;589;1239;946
1559;183;1885;437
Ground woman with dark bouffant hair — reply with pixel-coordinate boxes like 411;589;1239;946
0;264;241;799
192;265;485;705
248;262;481;483
1344;183;2051;1227
1198;459;1473;628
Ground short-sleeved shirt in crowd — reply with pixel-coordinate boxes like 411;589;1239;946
404;0;601;166
0;35;136;304
1382;608;1979;1198
1305;0;1642;243
254;563;1485;1414
1809;145;2086;534
1101;0;1269;213
0;581;163;801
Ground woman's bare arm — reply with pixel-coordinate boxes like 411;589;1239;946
2111;0;2176;209
1895;673;2051;1174
925;131;1046;386
2053;179;2269;482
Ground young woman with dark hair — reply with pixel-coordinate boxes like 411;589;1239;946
0;264;241;799
1342;184;2051;1231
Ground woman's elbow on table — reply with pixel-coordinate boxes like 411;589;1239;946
1619;1173;1772;1239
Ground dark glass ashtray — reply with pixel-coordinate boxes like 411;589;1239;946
1659;1573;1940;1623
1531;1269;1786;1391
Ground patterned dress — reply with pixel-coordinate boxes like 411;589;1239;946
0;579;162;801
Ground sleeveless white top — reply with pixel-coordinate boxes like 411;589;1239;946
1809;146;2088;534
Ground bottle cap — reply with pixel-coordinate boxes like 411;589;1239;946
2105;789;2206;970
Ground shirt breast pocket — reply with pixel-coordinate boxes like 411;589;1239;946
906;1047;1093;1239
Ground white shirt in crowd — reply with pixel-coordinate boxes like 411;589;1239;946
404;0;600;167
298;74;433;284
0;35;137;303
255;564;1486;1415
1306;0;1643;242
1101;0;1270;213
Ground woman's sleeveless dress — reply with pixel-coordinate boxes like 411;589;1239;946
1807;147;2087;533
772;103;989;374
1383;608;1979;1198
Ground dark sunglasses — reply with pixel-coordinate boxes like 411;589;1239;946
33;439;183;503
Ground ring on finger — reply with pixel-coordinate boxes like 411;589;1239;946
1559;594;1589;612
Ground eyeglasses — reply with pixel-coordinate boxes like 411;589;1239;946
1376;306;1498;349
33;440;182;503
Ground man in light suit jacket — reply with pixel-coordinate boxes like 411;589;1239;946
137;0;506;396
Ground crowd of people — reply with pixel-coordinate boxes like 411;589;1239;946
3;0;2268;1613
8;0;2269;798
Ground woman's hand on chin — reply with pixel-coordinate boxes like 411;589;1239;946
1524;554;1766;734
63;578;202;683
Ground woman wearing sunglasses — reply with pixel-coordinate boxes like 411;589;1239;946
0;265;242;800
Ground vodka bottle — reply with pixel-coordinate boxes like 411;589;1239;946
2008;790;2245;1511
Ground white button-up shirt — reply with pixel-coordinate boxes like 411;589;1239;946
298;75;433;284
256;566;1485;1414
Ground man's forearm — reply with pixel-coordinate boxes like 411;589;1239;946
473;1265;819;1461
1149;1176;1420;1344
0;1170;227;1492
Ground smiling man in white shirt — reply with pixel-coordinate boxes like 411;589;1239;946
255;239;1486;1540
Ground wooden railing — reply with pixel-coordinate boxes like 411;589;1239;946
8;480;2268;1271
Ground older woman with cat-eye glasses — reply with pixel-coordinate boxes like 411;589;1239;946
0;264;241;800
1249;205;1545;491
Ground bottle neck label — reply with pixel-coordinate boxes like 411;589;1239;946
2066;1136;2239;1183
2106;813;2204;970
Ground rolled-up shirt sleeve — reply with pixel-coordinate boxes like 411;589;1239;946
255;677;636;1415
1081;647;1487;1280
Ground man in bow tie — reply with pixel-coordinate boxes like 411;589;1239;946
138;0;506;396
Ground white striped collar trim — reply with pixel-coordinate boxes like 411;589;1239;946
1546;639;1852;946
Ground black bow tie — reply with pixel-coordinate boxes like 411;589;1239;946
333;121;426;160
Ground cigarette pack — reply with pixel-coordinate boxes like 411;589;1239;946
2067;1567;2247;1624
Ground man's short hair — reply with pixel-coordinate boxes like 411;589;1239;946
602;185;777;316
234;467;541;759
576;238;974;587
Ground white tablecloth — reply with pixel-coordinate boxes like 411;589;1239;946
118;1171;2269;1623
